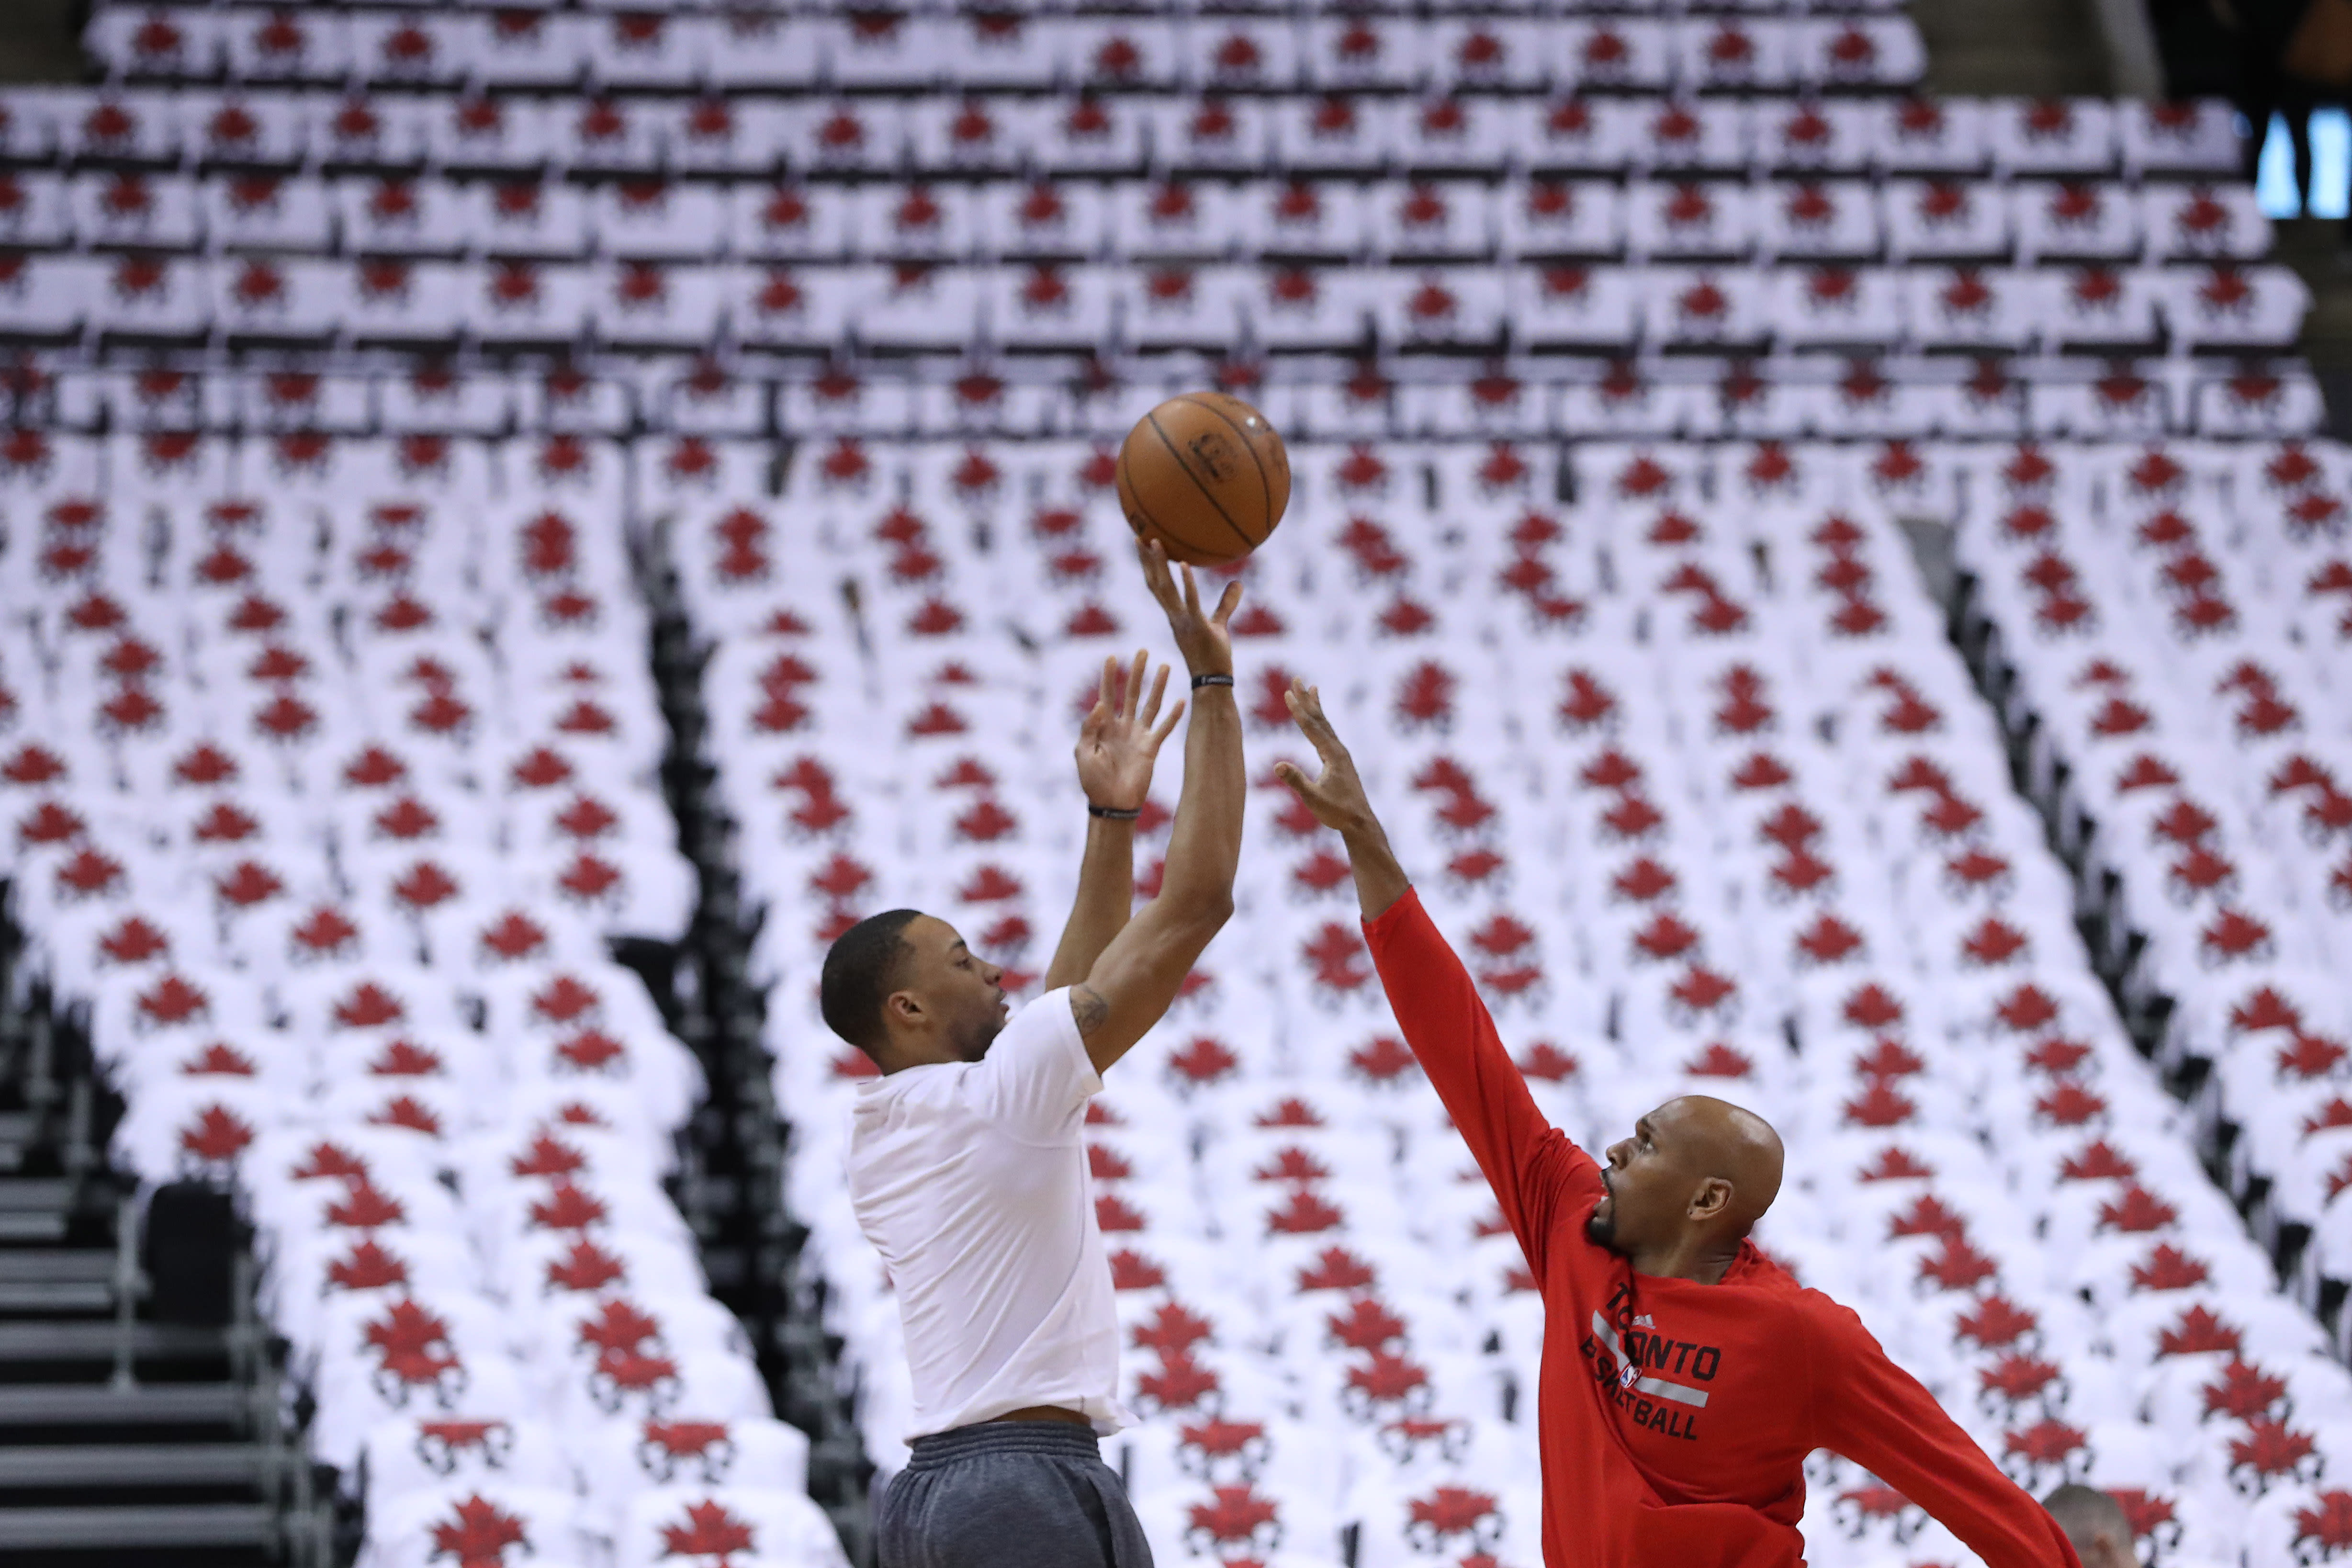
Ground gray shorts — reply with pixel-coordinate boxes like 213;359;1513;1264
876;1421;1154;1568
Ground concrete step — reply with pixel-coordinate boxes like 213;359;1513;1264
0;1114;33;1174
0;1384;251;1442
0;1321;227;1367
0;1181;72;1212
0;1283;110;1315
0;1253;112;1282
0;1213;67;1244
0;1503;277;1550
0;1252;113;1316
0;1443;275;1489
0;1182;76;1244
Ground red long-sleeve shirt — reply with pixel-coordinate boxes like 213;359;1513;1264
1364;890;2083;1568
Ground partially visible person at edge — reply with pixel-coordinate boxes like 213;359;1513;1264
826;538;1245;1568
2042;1485;2138;1568
1269;676;2083;1568
2233;0;2349;232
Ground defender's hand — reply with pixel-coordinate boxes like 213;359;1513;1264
1272;679;1380;839
1077;650;1182;813
1138;538;1242;678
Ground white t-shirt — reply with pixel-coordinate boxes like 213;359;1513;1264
844;988;1131;1438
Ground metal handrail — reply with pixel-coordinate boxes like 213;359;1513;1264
109;1189;141;1391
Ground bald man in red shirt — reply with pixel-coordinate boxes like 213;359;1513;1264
1272;680;2081;1568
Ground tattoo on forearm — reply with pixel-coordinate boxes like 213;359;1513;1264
1069;984;1109;1038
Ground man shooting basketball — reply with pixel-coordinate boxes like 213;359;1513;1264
828;540;1243;1568
1270;678;2082;1568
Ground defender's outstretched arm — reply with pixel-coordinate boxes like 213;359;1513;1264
1277;678;1595;1275
1272;680;1410;921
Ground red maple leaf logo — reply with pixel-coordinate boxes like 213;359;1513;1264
2095;1184;2178;1234
2157;1304;2242;1357
418;1419;502;1457
2003;1418;2086;1465
1839;1483;1913;1520
1137;1352;1220;1412
181;1041;255;1077
1166;1037;1238;1086
1186;1484;1280;1547
1094;1193;1148;1232
1178;1416;1264;1465
1131;1302;1214;1357
2230;1416;2318;1485
2110;1487;2176;1541
2203;1358;2287;1422
1347;1036;1418;1083
646;1420;731;1462
326;1238;409;1292
1325;1297;1408;1354
1517;1042;1578;1082
2294;1490;2352;1551
1979;1354;2061;1404
331;981;402;1030
658;1498;756;1564
1886;1194;1968;1242
2129;1243;2210;1292
578;1298;663;1357
1296;1246;1375;1293
1858;1146;1936;1182
327;1180;406;1229
1345;1350;1431;1412
555;1029;625;1072
1409;1484;1499;1535
545;1239;627;1294
1108;1249;1165;1291
1264;1189;1346;1235
1916;1238;1998;1290
530;1182;608;1231
369;1299;460;1389
179;1104;254;1162
509;1134;586;1178
429;1493;529;1568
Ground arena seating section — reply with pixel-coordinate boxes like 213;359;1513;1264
2;0;2351;1566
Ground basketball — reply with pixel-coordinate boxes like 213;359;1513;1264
1114;392;1292;567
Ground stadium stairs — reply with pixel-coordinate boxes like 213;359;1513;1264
0;537;877;1568
1942;534;2352;1361
643;509;876;1563
0;908;331;1568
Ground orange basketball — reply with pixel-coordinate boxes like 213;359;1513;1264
1114;392;1291;567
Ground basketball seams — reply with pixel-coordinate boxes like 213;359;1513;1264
1144;408;1256;557
1114;466;1156;544
1178;393;1275;547
1146;408;1255;553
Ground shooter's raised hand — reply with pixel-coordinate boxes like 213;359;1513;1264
1137;537;1242;678
1076;651;1182;814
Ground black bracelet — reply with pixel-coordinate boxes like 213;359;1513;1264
1192;673;1235;690
1088;804;1141;821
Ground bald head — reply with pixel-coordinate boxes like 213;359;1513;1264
1671;1094;1785;1233
2042;1485;2134;1568
1591;1093;1786;1280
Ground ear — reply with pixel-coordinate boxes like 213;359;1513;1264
1688;1177;1732;1222
885;988;924;1029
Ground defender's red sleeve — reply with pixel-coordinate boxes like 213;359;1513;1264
1362;888;1601;1281
1805;1298;2083;1568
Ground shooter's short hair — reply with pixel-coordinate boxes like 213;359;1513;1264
820;909;923;1054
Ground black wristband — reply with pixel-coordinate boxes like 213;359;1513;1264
1191;673;1236;690
1088;804;1141;821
